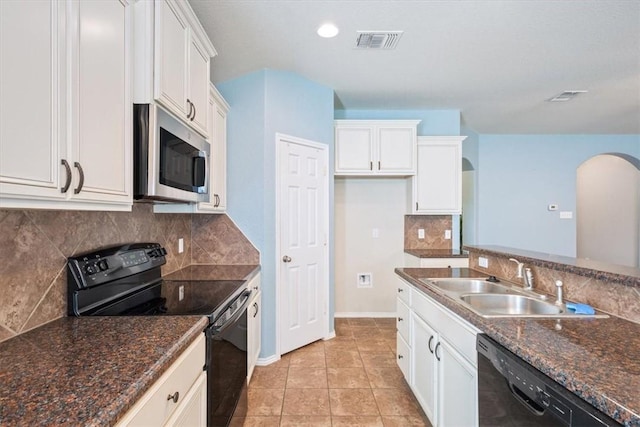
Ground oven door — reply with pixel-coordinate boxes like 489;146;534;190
206;290;251;427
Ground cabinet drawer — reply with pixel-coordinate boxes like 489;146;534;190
396;279;411;305
397;298;410;343
396;332;411;382
117;334;206;426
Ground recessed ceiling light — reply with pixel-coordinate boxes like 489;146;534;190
317;23;339;38
547;90;588;102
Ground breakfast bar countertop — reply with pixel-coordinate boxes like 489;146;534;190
395;267;640;427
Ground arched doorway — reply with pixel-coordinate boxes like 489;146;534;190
576;154;640;267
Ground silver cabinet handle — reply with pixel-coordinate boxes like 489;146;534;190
186;99;194;120
282;255;292;263
73;162;84;194
167;391;179;403
253;302;259;318
398;317;403;322
435;342;441;361
398;354;404;360
61;159;72;193
397;288;404;293
428;335;434;353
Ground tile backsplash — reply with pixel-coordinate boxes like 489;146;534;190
0;204;258;342
404;215;452;249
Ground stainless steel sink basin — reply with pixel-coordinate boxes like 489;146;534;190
459;294;563;316
424;278;510;294
419;277;608;319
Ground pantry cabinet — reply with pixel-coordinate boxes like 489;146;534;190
0;0;132;211
412;136;466;214
334;120;420;176
397;277;479;427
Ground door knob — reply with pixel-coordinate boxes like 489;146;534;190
282;255;292;263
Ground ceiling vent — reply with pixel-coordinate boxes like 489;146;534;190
546;90;588;102
355;31;403;49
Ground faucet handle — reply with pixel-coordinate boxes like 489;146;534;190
509;258;524;278
555;280;564;305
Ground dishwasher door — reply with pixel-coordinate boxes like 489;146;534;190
477;334;617;427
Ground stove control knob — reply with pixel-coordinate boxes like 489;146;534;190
98;260;109;271
84;263;98;275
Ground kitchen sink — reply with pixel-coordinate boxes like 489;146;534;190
459;294;564;316
424;278;510;294
419;277;608;319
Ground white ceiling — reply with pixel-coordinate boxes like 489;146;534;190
189;0;640;134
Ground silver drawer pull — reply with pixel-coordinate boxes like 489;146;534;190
397;288;404;293
167;391;179;403
398;354;404;359
398;317;403;322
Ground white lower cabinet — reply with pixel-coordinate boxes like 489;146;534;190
116;334;206;427
397;278;479;427
247;274;261;382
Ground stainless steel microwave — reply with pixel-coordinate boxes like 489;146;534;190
133;104;209;203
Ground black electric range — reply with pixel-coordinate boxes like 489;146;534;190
67;242;251;427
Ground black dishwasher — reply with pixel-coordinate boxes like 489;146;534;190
477;334;619;426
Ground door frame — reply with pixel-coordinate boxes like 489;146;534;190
274;132;330;357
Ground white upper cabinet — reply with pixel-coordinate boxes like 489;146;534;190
0;0;132;211
412;136;466;215
334;120;420;176
135;0;216;138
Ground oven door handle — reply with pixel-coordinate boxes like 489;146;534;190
213;290;252;336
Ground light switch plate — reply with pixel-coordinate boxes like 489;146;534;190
560;211;573;219
445;230;452;240
418;228;425;239
479;256;489;268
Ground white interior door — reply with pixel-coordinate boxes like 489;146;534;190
278;134;328;355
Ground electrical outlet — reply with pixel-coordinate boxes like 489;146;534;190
179;285;184;301
178;238;184;253
445;229;452;240
418;229;425;239
560;211;573;219
479;256;489;268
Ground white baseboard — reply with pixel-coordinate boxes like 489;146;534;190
334;312;396;318
256;354;280;366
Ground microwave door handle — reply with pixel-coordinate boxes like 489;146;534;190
193;151;207;190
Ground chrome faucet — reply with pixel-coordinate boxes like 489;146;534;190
509;258;534;290
555;280;564;305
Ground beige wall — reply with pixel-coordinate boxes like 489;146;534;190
577;154;640;268
334;178;409;315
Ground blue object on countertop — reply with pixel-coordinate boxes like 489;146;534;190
566;302;596;315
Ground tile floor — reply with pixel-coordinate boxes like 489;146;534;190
231;318;432;427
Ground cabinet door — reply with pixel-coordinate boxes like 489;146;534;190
247;290;261;382
438;339;478;427
411;313;438;425
166;372;207;427
155;0;188;117
377;126;416;174
0;0;66;201
210;101;227;211
396;331;411;382
414;139;462;214
335;126;374;173
71;0;131;204
396;298;410;343
188;35;210;136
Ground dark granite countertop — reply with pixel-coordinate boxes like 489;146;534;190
0;316;208;426
395;267;640;426
163;264;260;281
405;249;469;258
464;244;640;287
